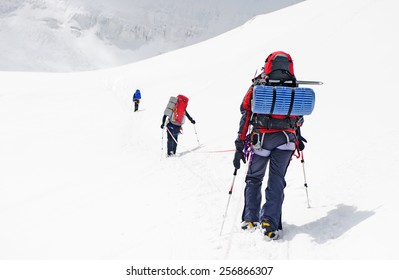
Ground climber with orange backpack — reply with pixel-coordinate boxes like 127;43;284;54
161;94;196;156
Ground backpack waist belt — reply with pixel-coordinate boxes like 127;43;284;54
252;115;297;130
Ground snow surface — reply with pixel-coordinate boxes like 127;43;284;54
0;0;302;72
1;0;399;277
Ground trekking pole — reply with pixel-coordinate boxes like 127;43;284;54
193;124;200;146
161;128;165;160
219;169;238;236
300;151;311;208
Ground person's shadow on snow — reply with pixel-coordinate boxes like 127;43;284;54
282;204;375;243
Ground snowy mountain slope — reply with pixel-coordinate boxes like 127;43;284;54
0;0;303;72
0;0;399;264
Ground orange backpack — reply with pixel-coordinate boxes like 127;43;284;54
171;94;189;125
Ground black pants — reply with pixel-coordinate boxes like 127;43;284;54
166;125;180;155
134;100;139;111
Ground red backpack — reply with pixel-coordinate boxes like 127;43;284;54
264;51;296;86
171;94;189;125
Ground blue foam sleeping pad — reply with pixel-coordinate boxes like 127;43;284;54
252;85;315;116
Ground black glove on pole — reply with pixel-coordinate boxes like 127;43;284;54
233;139;246;169
296;127;307;151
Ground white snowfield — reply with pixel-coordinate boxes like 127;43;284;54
0;0;399;278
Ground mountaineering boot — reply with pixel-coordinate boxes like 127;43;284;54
261;221;279;240
241;221;259;232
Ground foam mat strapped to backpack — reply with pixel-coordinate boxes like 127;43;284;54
252;85;315;116
164;96;178;118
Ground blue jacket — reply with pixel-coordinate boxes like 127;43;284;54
133;90;141;100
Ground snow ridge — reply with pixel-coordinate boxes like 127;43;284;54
0;0;303;72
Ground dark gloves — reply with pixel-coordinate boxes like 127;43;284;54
297;135;307;151
233;139;246;169
191;119;196;124
161;124;164;129
233;150;246;169
296;126;307;151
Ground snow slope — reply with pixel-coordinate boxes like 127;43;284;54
1;0;399;271
0;0;302;72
